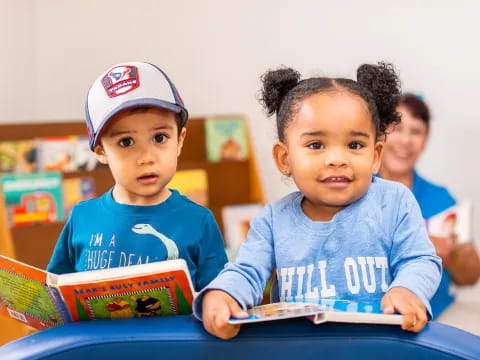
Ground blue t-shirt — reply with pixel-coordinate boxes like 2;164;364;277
47;189;228;291
193;177;441;318
411;170;456;318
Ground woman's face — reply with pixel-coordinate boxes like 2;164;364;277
382;104;429;176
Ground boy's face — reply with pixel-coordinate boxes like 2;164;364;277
94;107;186;205
273;91;383;221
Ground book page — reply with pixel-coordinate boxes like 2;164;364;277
229;302;326;324
312;299;403;325
427;201;473;244
0;255;67;329
57;260;195;322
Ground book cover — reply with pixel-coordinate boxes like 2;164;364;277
37;136;77;172
228;299;403;326
222;203;263;260
63;177;95;216
0;172;65;226
427;201;473;244
0;140;37;173
168;169;208;207
0;255;195;330
205;117;249;162
75;136;102;171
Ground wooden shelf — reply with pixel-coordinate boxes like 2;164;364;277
0;117;263;268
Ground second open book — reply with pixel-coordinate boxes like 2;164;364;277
229;299;403;325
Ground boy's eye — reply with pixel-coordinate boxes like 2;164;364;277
348;141;364;150
119;137;134;147
153;134;168;143
307;142;324;150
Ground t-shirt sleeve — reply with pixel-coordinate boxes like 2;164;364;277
193;205;275;320
194;210;228;291
46;214;76;274
388;187;443;317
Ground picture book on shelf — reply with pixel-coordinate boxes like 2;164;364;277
427;201;473;244
229;299;403;326
168;169;208;207
0;172;65;226
0;140;37;173
37;136;77;172
205;117;249;162
63;176;96;216
75;136;102;170
222;203;263;260
0;255;195;330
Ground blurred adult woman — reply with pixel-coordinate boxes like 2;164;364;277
380;94;480;318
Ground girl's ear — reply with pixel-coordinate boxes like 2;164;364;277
93;144;108;164
372;141;384;174
177;127;187;157
272;141;291;176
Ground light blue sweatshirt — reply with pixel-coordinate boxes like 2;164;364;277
194;177;442;317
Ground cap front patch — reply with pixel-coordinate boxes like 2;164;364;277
102;65;140;98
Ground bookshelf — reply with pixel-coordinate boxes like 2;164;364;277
0;117;264;270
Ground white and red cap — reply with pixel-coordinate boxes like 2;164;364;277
85;61;188;150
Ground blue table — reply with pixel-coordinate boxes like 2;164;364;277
1;316;479;360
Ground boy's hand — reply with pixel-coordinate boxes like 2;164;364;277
202;290;248;340
381;287;428;333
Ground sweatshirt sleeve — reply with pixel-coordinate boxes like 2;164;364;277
193;204;275;319
388;187;442;317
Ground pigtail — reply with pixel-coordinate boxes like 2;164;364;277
259;67;301;116
357;62;401;135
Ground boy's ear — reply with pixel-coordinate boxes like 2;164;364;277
372;141;384;174
272;141;291;176
93;144;108;164
177;127;187;157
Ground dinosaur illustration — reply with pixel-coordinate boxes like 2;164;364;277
131;224;179;260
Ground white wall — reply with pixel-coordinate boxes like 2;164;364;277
0;0;35;122
3;0;480;238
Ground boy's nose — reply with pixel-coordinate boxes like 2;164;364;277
136;146;156;166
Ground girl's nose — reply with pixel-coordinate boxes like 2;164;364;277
325;148;348;167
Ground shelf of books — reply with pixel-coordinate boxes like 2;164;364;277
0;116;264;343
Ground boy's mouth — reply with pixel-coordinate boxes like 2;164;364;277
137;173;159;185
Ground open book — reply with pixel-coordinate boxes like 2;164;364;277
0;255;195;330
229;299;403;325
427;201;473;244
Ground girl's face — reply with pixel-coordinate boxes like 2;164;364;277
381;104;428;177
273;91;383;221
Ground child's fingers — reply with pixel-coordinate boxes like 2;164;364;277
210;302;242;339
381;294;395;314
408;304;428;333
228;300;248;319
202;291;243;340
401;310;416;331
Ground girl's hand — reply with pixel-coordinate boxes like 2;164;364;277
381;287;428;333
201;290;248;340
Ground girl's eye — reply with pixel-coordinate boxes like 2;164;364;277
348;141;364;150
119;137;134;147
307;142;324;150
153;134;167;143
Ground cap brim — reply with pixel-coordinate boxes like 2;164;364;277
91;98;188;149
